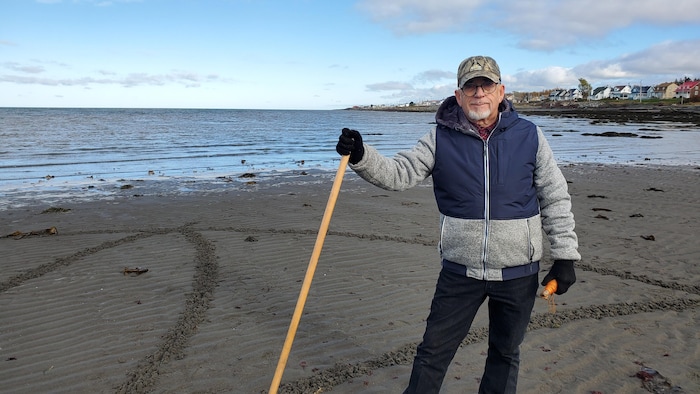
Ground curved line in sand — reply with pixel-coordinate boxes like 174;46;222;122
2;225;698;392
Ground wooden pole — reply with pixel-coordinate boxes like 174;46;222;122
268;154;350;394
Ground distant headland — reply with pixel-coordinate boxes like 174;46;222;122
346;100;700;126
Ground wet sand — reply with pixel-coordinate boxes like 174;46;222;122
1;163;699;393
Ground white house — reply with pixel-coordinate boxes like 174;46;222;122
567;88;583;101
590;86;612;100
548;89;566;101
548;88;581;101
610;85;632;99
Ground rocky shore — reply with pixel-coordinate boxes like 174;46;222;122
351;102;700;126
517;103;700;126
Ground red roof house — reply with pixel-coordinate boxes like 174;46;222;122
675;80;700;99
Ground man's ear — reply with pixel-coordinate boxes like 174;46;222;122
455;89;464;106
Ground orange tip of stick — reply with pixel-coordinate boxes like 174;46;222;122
540;279;557;300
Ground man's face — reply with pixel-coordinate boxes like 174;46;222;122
454;77;505;127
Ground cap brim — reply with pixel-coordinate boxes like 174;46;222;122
459;72;500;87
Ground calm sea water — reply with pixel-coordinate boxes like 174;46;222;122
1;107;698;209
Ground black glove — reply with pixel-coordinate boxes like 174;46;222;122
336;128;364;164
541;260;576;295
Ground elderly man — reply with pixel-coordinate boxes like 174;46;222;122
336;55;579;393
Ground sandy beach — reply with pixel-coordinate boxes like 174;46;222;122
1;163;699;393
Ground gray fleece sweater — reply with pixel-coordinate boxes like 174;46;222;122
348;97;580;281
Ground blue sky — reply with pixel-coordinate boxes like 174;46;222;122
1;0;699;109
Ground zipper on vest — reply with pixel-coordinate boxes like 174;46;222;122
481;115;502;280
481;139;490;279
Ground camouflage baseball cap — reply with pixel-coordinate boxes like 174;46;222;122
457;56;501;87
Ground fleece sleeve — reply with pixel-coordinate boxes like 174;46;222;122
534;127;581;262
348;128;437;191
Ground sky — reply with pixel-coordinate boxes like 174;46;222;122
1;0;699;110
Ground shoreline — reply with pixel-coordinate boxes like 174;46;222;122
1;163;699;393
3;162;699;212
349;101;700;126
3;105;699;212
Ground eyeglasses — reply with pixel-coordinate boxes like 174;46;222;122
461;81;499;96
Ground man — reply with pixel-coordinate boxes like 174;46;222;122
336;55;580;393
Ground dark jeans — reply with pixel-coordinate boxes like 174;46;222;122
404;269;539;394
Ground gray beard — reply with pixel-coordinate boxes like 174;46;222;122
467;108;491;121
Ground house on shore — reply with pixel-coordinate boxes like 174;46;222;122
590;86;612;100
591;83;674;101
675;81;700;100
630;86;654;100
653;82;679;99
610;85;632;99
548;88;582;101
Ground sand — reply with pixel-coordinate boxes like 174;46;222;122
1;163;699;393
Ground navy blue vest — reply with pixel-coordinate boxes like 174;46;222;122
432;118;540;220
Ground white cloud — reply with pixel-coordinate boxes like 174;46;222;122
366;81;414;91
361;36;700;97
574;62;629;80
412;69;455;83
358;0;700;50
365;71;457;103
504;1;700;50
506;66;578;91
0;67;222;88
572;39;700;83
498;38;700;91
357;0;485;35
1;62;45;74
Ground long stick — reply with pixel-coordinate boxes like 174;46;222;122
268;154;350;394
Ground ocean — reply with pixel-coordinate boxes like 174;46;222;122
1;107;698;209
